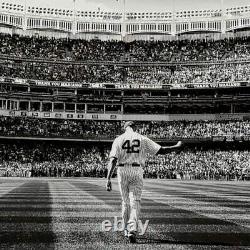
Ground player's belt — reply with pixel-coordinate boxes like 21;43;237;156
117;163;140;167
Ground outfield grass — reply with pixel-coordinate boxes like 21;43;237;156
0;178;249;249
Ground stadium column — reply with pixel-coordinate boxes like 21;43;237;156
23;0;27;31
16;101;20;111
72;0;77;35
171;0;176;36
221;0;226;34
231;104;235;113
121;0;126;40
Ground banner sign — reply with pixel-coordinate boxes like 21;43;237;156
0;77;246;90
212;136;226;142
110;115;117;119
35;80;83;88
215;114;243;120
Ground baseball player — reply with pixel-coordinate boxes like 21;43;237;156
106;121;182;243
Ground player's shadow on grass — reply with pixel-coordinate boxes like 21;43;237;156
71;180;250;247
0;180;56;248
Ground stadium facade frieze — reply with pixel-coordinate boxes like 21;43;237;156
0;2;250;40
0;109;248;122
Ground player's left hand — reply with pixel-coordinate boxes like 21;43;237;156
106;180;112;191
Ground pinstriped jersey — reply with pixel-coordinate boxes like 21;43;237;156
109;127;161;166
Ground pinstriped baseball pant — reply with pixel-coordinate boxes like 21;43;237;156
117;166;144;233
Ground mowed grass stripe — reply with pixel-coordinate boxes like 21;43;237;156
144;181;250;195
142;195;250;204
143;185;250;211
1;222;250;234
162;180;250;189
1;204;247;214
70;179;250;247
0;181;56;247
49;181;117;208
0;183;26;197
0;211;207;217
143;190;249;226
172;183;250;195
0;194;122;198
176;181;250;192
0;206;248;216
1;199;250;208
0;222;102;232
143;184;250;202
1;178;250;248
68;180;189;244
48;181;122;246
165;180;250;190
1;215;249;225
0;209;247;219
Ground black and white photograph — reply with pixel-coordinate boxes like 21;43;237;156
0;0;249;249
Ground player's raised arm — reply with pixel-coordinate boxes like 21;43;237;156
144;136;183;156
157;141;183;155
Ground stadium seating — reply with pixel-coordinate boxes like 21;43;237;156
0;117;249;139
0;34;249;62
0;142;248;180
0;34;250;85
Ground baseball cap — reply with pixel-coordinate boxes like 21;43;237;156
123;121;135;130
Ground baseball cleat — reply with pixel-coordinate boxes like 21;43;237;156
128;232;136;243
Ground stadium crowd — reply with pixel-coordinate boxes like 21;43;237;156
0;117;249;139
1;61;250;84
0;34;250;85
0;34;250;62
0;143;108;178
0;62;124;83
0;117;121;138
0;142;249;180
145;150;250;180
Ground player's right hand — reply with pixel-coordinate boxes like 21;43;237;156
106;180;112;191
